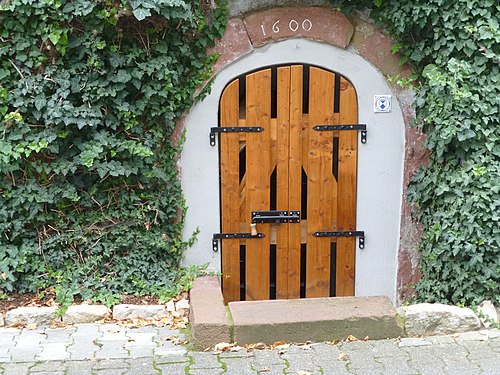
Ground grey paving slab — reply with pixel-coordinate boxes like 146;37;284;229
190;351;223;369
156;362;187;375
65;361;95;375
1;362;33;375
30;361;66;373
219;356;258;374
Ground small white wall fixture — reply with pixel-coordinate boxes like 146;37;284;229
181;39;405;303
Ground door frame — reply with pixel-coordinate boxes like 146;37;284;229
180;39;405;303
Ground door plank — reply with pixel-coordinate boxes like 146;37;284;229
306;67;335;298
286;65;303;299
245;69;272;301
220;79;241;303
336;76;357;296
275;67;291;299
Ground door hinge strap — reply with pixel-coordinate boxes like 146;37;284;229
313;124;367;144
212;232;265;252
210;126;264;146
313;230;365;249
252;210;300;224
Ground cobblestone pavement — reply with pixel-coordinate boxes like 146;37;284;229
0;324;499;374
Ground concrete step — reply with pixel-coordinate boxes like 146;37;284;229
189;276;405;348
229;296;405;345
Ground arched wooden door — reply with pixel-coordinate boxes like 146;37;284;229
218;64;360;302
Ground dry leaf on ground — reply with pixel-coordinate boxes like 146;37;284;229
338;352;348;361
345;335;358;342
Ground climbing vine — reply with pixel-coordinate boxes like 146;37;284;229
336;0;499;304
0;0;227;305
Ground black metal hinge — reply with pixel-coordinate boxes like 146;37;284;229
252;210;301;224
212;232;265;252
210;126;264;146
313;124;367;144
313;230;366;249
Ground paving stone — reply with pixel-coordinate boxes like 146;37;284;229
219;357;258;374
95;369;127;375
371;339;410;358
126;332;156;343
73;323;102;337
44;328;75;343
280;346;320;373
124;357;159;374
36;343;70;361
67;342;101;360
251;363;288;375
471;357;500;374
190;369;224;375
154;344;187;357
127;346;155;358
190;352;222;369
375;356;416;374
95;348;129;359
251;349;285;367
398;337;432;347
9;344;39;362
455;330;490;342
344;351;380;370
154;353;189;364
66;361;94;375
156;363;187;375
92;359;130;370
30;361;67;373
1;362;33;375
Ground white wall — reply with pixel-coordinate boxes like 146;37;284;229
180;39;404;302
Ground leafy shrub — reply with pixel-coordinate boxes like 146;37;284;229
336;0;499;304
0;0;227;305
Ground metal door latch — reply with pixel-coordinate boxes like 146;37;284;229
212;232;265;252
252;210;300;224
209;126;264;146
313;124;367;144
313;230;366;249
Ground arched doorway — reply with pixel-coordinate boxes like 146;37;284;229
216;64;363;302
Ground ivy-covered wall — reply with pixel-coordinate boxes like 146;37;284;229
0;0;227;306
337;0;498;305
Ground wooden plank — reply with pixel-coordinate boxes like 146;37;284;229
336;76;358;296
285;65;303;299
306;67;335;298
220;79;241;303
245;69;272;301
275;66;290;299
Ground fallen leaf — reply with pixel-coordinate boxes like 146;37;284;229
345;335;358;342
253;342;267;350
297;371;312;375
363;336;369;341
7;322;24;328
26;323;37;330
271;340;286;348
338;352;348;361
214;342;233;352
258;368;271;373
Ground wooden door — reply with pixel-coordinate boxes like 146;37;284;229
219;65;359;302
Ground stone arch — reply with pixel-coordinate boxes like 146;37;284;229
179;6;426;304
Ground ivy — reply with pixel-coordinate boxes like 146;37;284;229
336;0;499;304
0;0;227;305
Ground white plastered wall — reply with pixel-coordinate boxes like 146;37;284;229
180;39;404;303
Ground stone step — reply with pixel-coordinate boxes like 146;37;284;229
229;296;405;345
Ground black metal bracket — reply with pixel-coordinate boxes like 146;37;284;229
313;230;365;249
313;124;367;144
212;232;265;252
210;126;264;146
252;210;301;224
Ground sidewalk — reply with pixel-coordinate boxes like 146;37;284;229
0;324;499;374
